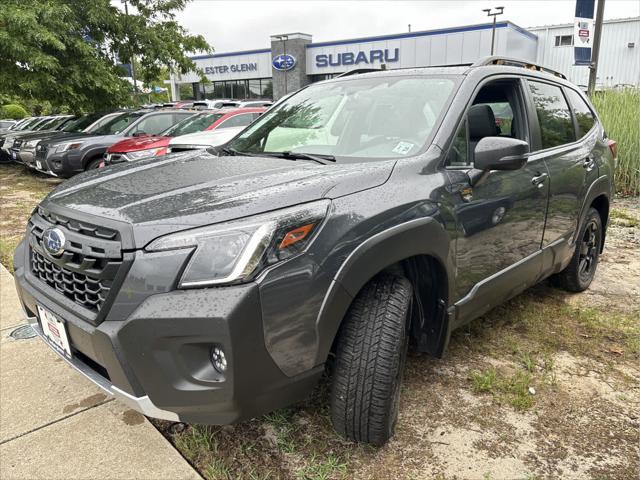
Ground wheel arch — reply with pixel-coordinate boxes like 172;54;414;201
590;193;609;252
314;217;454;365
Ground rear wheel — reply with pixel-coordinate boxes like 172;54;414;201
330;274;412;446
552;207;602;292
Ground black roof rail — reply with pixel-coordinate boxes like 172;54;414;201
336;68;385;78
472;56;567;80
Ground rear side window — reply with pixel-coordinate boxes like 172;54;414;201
565;88;596;138
528;81;575;149
217;113;255;129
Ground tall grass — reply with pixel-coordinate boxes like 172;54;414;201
591;88;640;196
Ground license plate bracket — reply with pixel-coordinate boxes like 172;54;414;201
37;305;72;358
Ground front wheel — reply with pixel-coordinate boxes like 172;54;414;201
552;207;603;292
330;274;412;446
85;157;103;171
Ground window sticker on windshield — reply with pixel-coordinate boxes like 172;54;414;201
392;141;414;155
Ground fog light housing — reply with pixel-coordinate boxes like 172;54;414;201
211;346;227;373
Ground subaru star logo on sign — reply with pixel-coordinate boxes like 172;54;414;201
42;228;66;256
272;54;296;71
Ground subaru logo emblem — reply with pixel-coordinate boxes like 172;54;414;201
272;54;296;71
42;228;66;257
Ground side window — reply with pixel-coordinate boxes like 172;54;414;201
488;102;514;136
217;113;254;129
130;114;175;136
528;81;576;149
565;88;596;138
446;120;469;167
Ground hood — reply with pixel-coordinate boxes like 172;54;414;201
169;127;244;147
108;135;169;154
12;130;76;144
43;151;395;248
42;132;94;147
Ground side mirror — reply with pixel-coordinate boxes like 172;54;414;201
474;137;529;171
132;131;147;137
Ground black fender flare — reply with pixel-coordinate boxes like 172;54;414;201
576;175;611;248
312;216;454;365
81;147;108;169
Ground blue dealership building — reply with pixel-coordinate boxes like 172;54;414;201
169;17;639;101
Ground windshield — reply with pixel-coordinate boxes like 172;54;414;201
60;113;105;133
90;112;144;135
162;112;225;137
229;75;457;160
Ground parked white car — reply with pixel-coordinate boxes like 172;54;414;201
168;126;244;153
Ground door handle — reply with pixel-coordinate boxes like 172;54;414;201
531;172;548;187
583;157;596;172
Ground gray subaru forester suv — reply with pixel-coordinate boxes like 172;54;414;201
14;57;616;446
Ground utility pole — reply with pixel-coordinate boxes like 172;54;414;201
122;0;138;94
588;0;605;95
483;6;505;56
408;24;412;32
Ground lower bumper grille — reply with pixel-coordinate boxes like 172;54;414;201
31;250;111;312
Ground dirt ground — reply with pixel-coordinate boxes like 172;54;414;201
1;164;638;480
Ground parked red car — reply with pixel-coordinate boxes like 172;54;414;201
104;107;266;164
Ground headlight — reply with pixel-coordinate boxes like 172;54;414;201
25;139;40;148
54;141;85;153
146;200;330;288
123;147;167;161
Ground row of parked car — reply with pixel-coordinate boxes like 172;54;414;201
0;99;271;178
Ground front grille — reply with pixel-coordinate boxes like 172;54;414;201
31;250;112;311
36;145;48;161
37;207;118;240
28;209;123;316
106;153;124;164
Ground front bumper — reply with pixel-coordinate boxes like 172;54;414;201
13;240;323;424
23;312;179;421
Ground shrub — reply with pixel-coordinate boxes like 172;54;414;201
0;104;29;120
591;89;640;197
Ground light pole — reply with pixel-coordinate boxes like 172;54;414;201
274;35;289;94
483;6;505;56
122;0;138;94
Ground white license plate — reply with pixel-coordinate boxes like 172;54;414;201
36;160;43;169
37;305;72;358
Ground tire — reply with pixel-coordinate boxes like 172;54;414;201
85;157;102;171
330;274;413;446
552;207;603;292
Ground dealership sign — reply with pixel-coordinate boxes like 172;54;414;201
204;63;258;75
272;54;296;71
315;48;399;68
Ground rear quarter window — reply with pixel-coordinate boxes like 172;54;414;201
528;81;575;149
565;88;596;138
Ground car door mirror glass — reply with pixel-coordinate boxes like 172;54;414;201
474;137;529;171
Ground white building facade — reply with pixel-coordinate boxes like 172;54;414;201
171;17;640;100
528;17;639;88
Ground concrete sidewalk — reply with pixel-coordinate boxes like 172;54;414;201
0;265;201;480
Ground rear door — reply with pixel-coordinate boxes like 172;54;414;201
525;80;596;247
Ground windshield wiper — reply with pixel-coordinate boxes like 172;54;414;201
219;146;242;156
266;151;336;165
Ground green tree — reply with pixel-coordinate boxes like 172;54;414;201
0;104;29;119
0;0;211;112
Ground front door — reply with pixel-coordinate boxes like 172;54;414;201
445;78;549;309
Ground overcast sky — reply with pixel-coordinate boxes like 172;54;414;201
176;0;639;53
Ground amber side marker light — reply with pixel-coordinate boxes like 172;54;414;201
279;223;315;250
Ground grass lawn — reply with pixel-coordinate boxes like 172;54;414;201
1;162;639;479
